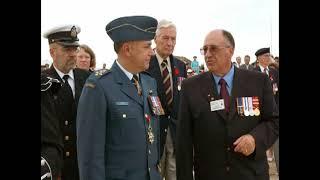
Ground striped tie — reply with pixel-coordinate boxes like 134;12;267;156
161;59;173;108
132;74;142;96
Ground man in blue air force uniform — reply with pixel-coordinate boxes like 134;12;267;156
76;16;162;180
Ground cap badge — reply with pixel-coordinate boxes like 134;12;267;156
70;26;77;38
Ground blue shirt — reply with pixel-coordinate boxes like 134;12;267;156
212;64;235;95
191;60;199;74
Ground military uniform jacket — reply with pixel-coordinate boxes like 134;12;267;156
77;61;161;180
41;74;63;179
176;68;279;180
147;55;187;156
42;66;90;180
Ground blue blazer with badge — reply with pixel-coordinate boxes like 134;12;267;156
147;54;187;156
76;61;161;180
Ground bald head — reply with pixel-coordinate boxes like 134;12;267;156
202;29;235;76
204;29;235;49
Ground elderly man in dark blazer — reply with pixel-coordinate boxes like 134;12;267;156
146;19;187;180
42;24;90;180
176;29;279;180
77;16;162;180
254;47;280;173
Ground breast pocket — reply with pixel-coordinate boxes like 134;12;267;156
110;102;137;120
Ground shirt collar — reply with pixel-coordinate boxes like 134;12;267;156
259;65;269;72
155;50;171;68
116;59;138;80
212;64;235;88
53;65;74;81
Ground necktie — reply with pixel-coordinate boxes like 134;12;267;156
161;59;173;108
264;68;269;76
132;74;142;96
62;75;74;99
219;78;230;113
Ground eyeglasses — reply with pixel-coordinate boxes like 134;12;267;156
200;45;230;55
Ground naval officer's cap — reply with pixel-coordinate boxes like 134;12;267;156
105;16;158;43
43;25;81;47
255;47;270;57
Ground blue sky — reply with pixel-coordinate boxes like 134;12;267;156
41;0;278;69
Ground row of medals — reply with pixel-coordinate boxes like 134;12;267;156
236;97;260;116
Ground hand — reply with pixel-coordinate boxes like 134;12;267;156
233;134;256;156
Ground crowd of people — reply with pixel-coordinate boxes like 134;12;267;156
41;15;279;180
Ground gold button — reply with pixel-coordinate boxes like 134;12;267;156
65;136;69;141
65;121;68;125
66;152;70;157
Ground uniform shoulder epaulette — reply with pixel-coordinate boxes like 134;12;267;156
94;68;111;78
84;69;111;89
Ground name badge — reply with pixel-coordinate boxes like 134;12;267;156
210;99;225;111
115;102;129;106
148;96;165;115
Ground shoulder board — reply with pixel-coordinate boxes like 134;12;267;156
94;69;111;78
84;69;111;89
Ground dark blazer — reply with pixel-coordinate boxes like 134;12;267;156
41;74;63;179
77;61;161;180
176;68;279;180
42;66;90;180
146;54;187;156
240;64;254;71
254;66;279;106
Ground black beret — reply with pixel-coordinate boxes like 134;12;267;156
255;47;270;57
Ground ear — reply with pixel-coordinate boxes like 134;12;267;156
122;42;131;56
229;47;235;55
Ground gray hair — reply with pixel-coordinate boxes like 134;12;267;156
155;19;176;36
222;30;235;49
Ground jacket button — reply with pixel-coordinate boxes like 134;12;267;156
65;121;68;125
226;166;230;171
65;136;69;141
66;152;70;157
227;147;230;151
148;149;151;154
148;167;151;172
164;128;167;133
